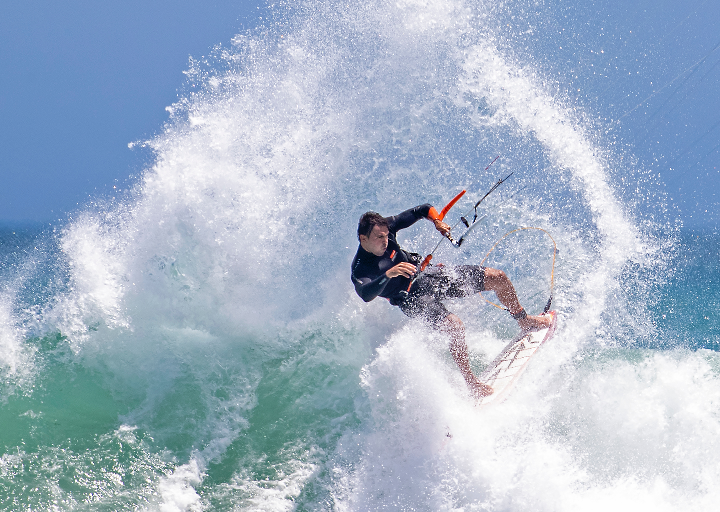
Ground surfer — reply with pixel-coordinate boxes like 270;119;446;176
351;205;552;399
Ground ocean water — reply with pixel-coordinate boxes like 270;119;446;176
2;0;720;510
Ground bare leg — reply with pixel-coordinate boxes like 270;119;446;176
483;268;552;331
439;314;493;398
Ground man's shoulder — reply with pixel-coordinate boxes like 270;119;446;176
352;245;382;278
351;245;369;270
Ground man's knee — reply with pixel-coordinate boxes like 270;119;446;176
484;267;509;288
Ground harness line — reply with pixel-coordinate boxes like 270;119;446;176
479;227;557;314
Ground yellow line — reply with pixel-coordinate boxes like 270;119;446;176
479;227;557;311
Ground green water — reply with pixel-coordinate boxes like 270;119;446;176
0;318;371;511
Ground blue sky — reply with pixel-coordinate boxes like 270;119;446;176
0;0;264;224
567;0;720;230
1;0;718;228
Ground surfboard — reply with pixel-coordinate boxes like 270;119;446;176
477;310;558;406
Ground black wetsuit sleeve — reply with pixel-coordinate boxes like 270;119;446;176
385;204;433;233
352;274;391;302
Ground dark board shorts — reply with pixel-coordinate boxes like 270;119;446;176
397;265;486;327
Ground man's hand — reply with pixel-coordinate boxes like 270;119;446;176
433;219;451;237
386;262;417;279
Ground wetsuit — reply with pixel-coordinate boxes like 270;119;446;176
351;204;486;326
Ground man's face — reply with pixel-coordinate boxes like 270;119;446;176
360;224;390;257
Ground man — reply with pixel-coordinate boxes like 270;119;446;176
351;204;552;399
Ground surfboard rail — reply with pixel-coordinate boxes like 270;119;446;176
477;310;557;406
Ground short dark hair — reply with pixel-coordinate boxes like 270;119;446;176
357;211;388;240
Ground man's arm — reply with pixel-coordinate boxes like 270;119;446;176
386;204;451;237
351;263;417;302
385;204;433;233
352;274;391;303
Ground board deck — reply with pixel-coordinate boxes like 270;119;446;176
477;310;557;406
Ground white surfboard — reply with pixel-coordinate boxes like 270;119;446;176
477;310;558;406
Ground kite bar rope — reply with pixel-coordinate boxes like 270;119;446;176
479;227;557;313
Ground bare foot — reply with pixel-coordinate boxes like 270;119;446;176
518;313;552;332
469;380;493;400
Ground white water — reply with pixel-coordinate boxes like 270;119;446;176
2;0;719;510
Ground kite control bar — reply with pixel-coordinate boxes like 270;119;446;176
399;157;510;298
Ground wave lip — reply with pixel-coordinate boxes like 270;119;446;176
0;0;700;509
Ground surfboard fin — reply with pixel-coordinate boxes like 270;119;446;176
543;296;553;314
